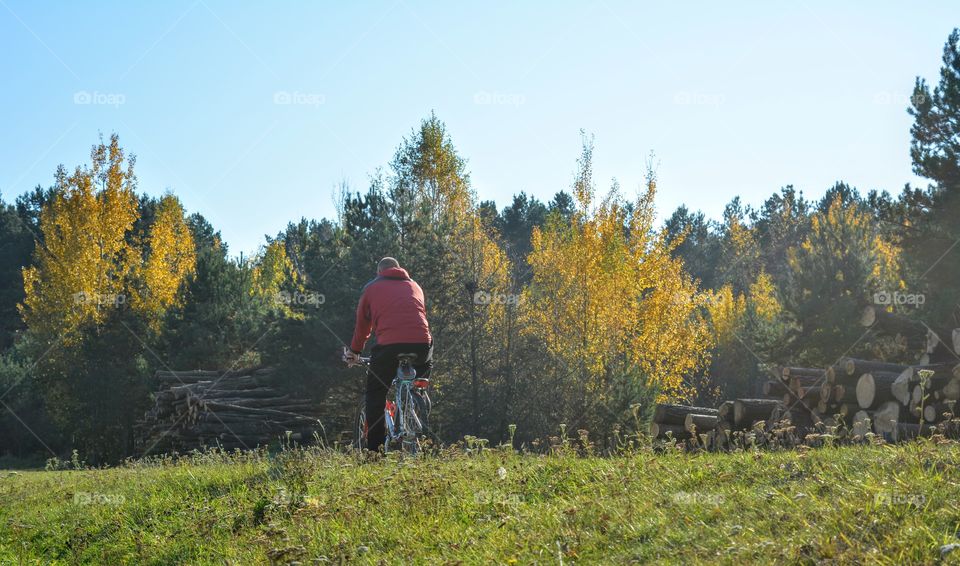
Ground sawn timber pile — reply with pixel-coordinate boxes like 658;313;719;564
135;367;337;454
649;307;960;448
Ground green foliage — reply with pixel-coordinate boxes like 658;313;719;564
902;28;960;328
784;189;901;363
0;195;33;351
664;205;719;289
261;216;358;402
910;29;960;188
0;348;61;460
492;191;548;277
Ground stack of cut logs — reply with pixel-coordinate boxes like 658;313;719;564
650;306;960;447
649;399;789;450
135;367;327;454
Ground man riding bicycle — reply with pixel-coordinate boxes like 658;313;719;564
344;257;432;451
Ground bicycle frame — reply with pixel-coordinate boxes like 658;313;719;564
384;374;420;446
351;351;430;453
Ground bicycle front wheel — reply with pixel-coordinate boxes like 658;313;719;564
353;400;367;450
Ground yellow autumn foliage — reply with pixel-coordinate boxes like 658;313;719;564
462;213;511;317
132;195;196;328
251;241;296;297
20;136;139;342
748;270;781;322
705;285;747;344
20;135;195;342
523;146;712;401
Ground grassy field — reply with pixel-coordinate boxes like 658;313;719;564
2;440;960;565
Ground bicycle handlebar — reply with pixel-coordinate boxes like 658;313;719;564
342;347;370;366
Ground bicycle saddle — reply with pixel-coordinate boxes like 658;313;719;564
397;353;418;364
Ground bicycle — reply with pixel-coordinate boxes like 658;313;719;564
344;348;432;454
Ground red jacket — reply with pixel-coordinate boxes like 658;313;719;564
350;267;432;353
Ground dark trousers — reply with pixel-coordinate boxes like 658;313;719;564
365;342;432;451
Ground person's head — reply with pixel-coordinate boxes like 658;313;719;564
377;257;400;274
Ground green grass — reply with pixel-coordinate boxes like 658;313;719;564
3;441;960;564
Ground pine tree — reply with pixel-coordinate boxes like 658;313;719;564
785;190;901;363
903;28;960;326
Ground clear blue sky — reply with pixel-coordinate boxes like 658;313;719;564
1;1;956;255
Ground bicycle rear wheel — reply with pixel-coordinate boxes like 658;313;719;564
411;390;430;432
399;385;424;454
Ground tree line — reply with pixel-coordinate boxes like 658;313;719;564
1;30;959;464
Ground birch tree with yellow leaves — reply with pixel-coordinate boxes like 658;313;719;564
21;136;196;343
459;212;512;433
17;135;197;461
700;270;785;402
20;135;140;343
131;194;197;329
523;137;713;422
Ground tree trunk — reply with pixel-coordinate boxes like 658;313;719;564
816;399;831;415
789;374;823;392
781;367;823;380
469;292;480;432
923;402;956;423
717;401;734;424
942;377;960;401
893;366;954;405
763;380;789;397
834;403;860;418
832;384;858;405
825;365;839;384
873;401;903;439
891;368;914;405
653;404;718;425
855;371;901;409
925;327;957;363
733;399;782;428
859;306;926;349
793;386;820;404
684;413;719;433
840;358;906;379
819;381;834;403
649;422;688;440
